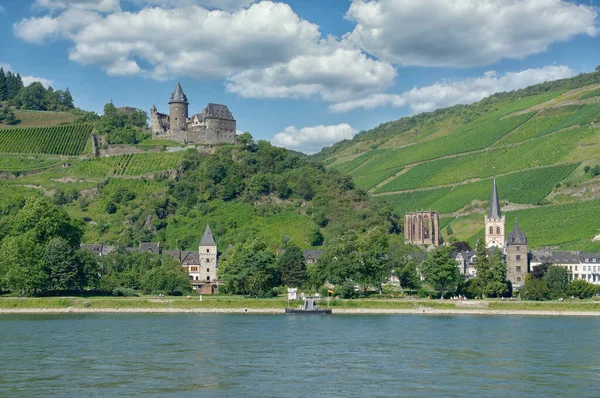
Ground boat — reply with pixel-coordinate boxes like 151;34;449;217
285;297;332;314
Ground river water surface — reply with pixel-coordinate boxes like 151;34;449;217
1;314;599;397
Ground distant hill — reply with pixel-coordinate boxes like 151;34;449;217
319;71;600;251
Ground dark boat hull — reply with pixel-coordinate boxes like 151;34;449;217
285;308;332;314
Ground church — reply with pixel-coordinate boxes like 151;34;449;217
150;82;237;145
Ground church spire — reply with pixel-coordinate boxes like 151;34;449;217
488;176;502;219
200;224;217;247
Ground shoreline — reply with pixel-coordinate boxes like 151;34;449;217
2;307;600;316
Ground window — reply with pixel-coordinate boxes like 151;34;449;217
516;255;521;261
517;277;521;282
585;258;589;263
594;266;597;273
517;246;520;252
206;276;210;281
496;227;501;234
575;266;578;271
191;267;198;272
489;226;493;234
516;266;521;272
206;249;210;253
206;268;210;273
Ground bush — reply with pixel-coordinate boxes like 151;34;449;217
416;288;432;298
336;280;358;299
112;287;139;297
520;275;549;301
82;300;92;308
568;279;597;299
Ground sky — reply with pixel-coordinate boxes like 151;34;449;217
1;0;600;154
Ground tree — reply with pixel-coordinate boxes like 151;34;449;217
485;249;509;297
596;65;600;73
42;237;78;292
420;245;459;298
61;88;74;108
544;265;570;299
277;241;307;287
398;258;421;291
0;68;7;101
141;258;191;295
307;228;324;246
473;239;491;295
568;279;597;299
236;132;253;146
313;232;361;286
520;274;549;301
357;226;390;294
219;238;278;296
18;82;46;110
451;241;471;252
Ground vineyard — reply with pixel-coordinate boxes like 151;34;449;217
0;155;65;171
374;164;578;215
0;124;93;156
375;126;593;193
71;152;184;178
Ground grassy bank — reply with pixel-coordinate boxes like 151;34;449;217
2;296;600;312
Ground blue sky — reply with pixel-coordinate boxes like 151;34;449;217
1;0;600;153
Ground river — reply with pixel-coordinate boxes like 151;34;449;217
1;314;599;397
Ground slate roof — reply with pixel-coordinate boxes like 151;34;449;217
169;82;188;104
550;251;580;264
139;242;160;253
182;251;200;265
204;103;234;120
102;245;116;256
164;249;182;261
506;220;527;245
303;250;323;260
200;224;217;247
81;244;103;256
579;253;600;263
488;177;502;219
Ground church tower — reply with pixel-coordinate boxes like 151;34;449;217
485;177;505;249
198;224;218;284
169;82;189;132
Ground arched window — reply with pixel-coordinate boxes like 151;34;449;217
496;227;501;234
489;226;493;235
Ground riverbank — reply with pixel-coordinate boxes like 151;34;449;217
2;296;600;315
2;307;600;316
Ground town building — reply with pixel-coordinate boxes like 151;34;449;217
150;82;236;145
404;211;440;246
304;250;323;264
530;249;600;285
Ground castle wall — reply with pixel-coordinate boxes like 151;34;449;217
205;118;236;144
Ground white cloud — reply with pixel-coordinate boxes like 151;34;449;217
35;0;120;12
272;123;358;154
331;65;576;113
226;47;396;102
131;0;255;11
0;63;54;88
345;0;598;67
13;1;395;102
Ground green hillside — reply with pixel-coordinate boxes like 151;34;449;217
321;71;600;251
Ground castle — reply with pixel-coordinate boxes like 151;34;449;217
150;82;237;145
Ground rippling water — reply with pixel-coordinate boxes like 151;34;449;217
1;314;599;397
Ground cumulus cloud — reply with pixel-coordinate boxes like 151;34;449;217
13;1;394;102
331;65;575;113
0;63;54;88
131;0;255;11
345;0;598;67
35;0;120;12
272;123;358;154
226;47;396;102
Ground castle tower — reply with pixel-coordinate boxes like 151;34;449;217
198;224;218;285
505;220;528;289
169;82;188;132
485;177;505;249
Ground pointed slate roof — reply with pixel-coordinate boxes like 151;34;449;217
169;82;188;104
488;177;502;219
200;224;217;247
507;220;527;245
